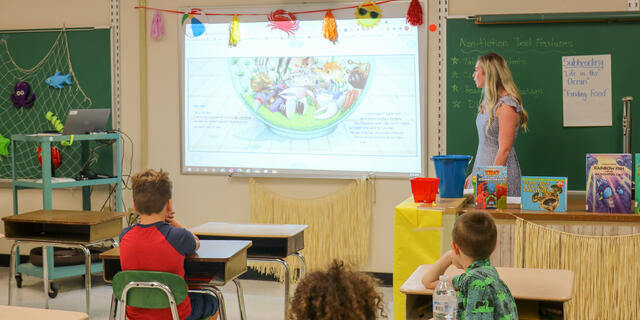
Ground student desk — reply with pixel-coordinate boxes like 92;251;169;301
0;305;89;320
100;239;252;320
191;222;307;319
3;209;124;314
400;264;574;320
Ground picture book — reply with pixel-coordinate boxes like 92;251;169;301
521;176;568;212
636;154;640;214
585;154;632;213
475;166;507;210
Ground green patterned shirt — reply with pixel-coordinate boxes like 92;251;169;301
452;259;518;320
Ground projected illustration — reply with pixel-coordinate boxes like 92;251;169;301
228;56;373;139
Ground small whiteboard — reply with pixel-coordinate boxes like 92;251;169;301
562;54;612;127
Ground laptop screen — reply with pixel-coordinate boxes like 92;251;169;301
62;109;111;134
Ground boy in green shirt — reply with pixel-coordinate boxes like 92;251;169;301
422;211;518;320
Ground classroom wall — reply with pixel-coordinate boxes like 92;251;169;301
0;0;627;272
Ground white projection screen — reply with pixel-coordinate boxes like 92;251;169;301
181;2;426;178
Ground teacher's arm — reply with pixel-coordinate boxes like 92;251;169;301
493;103;520;166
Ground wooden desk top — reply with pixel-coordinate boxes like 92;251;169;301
100;239;252;262
0;305;88;320
192;222;308;238
2;210;125;225
400;264;574;302
464;198;640;222
398;196;471;216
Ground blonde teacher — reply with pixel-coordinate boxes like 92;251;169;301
466;52;528;197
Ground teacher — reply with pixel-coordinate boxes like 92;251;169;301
466;52;528;197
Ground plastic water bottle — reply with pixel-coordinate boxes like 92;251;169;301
433;274;457;320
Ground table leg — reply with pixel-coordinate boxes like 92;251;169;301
210;286;227;320
292;252;307;278
80;245;91;315
42;245;49;309
232;278;247;320
8;241;20;305
249;257;291;319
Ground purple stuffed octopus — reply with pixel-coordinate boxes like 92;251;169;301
10;81;36;109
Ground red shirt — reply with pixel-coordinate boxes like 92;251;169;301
119;222;197;320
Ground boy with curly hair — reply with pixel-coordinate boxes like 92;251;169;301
289;260;387;320
422;211;518;320
119;169;218;320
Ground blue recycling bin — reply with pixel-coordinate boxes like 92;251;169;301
430;155;472;198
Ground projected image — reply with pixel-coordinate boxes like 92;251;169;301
183;14;423;176
229;56;372;139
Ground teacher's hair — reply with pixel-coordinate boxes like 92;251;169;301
477;52;529;132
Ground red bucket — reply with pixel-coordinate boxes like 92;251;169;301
411;177;440;203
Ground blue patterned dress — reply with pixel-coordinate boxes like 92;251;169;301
471;95;523;197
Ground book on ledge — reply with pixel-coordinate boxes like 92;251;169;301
586;153;632;213
475;166;507;210
521;176;567;212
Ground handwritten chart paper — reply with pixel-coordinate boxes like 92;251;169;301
562;54;611;127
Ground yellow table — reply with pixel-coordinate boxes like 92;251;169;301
393;196;469;320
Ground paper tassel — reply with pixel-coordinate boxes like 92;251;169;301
150;10;165;40
406;0;423;26
229;14;240;47
322;10;338;43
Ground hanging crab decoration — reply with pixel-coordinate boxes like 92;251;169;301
267;9;299;37
182;8;206;38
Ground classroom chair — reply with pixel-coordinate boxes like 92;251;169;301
111;270;226;320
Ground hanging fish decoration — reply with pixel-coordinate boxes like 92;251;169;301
182;8;206;38
45;71;73;89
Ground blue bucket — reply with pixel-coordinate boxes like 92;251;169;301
430;155;473;198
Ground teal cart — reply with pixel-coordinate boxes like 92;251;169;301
9;133;122;309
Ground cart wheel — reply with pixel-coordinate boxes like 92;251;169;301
15;274;23;288
48;282;59;298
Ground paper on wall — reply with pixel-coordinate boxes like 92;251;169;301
562;54;612;127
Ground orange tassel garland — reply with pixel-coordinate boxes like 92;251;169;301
322;10;338;43
406;0;423;26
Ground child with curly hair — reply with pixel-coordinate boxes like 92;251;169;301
289;260;387;320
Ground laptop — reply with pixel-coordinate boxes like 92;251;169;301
62;108;111;134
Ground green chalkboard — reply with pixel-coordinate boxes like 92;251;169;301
0;29;112;179
446;19;640;190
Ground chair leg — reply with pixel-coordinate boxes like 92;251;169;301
233;279;247;320
109;293;117;320
209;286;227;320
117;297;127;320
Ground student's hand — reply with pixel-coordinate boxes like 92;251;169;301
165;211;175;224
